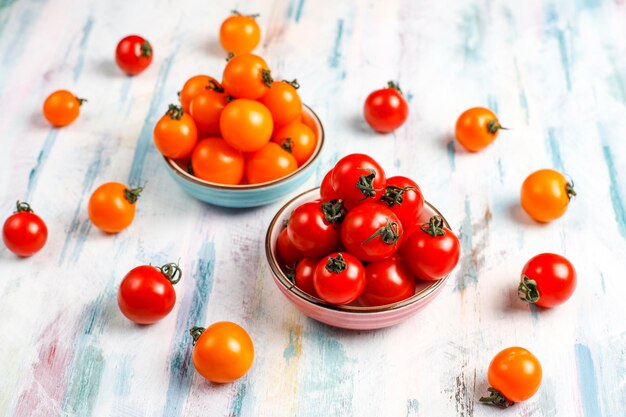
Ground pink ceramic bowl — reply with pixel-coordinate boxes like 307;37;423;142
265;187;453;330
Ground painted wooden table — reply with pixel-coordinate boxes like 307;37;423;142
1;0;625;416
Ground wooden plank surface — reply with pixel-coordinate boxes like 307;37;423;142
1;0;625;416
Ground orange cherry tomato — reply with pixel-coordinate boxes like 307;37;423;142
455;107;503;152
273;121;316;166
43;90;86;127
191;138;244;184
220;99;273;152
189;80;227;136
222;53;272;99
245;142;298;184
190;322;254;383
153;105;198;159
180;75;218;112
219;12;261;55
480;347;542;407
520;169;575;223
259;80;302;126
88;182;142;233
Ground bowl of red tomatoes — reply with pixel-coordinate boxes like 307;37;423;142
265;154;461;330
156;54;324;208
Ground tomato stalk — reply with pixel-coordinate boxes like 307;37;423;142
159;262;182;284
262;69;274;88
189;326;205;345
487;119;507;134
284;79;300;89
565;181;577;200
387;81;403;94
279;138;294;153
206;79;225;93
75;96;88;106
363;219;400;245
479;387;514;408
356;168;378;199
231;10;260;18
140;41;152;57
123;187;143;204
518;276;540;304
325;253;347;273
321;199;347;224
15;201;34;213
380;185;414;206
421;216;445;237
165;104;184;120
226;52;235;62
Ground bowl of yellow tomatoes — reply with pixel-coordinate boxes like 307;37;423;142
155;54;324;208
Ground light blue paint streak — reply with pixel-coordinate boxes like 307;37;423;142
577;0;602;10
496;158;504;182
114;355;132;397
486;96;498;114
546;128;564;171
25;130;59;200
459;5;483;62
600;273;605;293
446;141;455;171
328;19;344;68
228;382;248;417
455;196;477;291
127;48;179;186
288;0;305;22
73;16;94;82
283;328;298;363
161;241;216;417
545;5;572;91
406;398;419;416
575;344;603;417
601;144;626;238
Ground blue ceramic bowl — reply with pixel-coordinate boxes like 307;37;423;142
162;104;324;208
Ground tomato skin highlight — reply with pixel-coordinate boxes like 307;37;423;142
295;257;320;297
519;253;576;308
341;203;403;262
219;14;261;55
359;256;416;306
220;99;273;153
313;252;366;305
245;142;298;184
2;203;48;257
483;347;542;405
455;107;501;152
222;54;271;100
331;154;387;205
276;228;303;268
520;169;574;223
43;90;83;127
88;182;140;233
363;82;409;133
287;201;341;258
379;176;424;228
191;138;244;185
191;322;254;383
401;216;460;281
118;265;178;324
115;35;153;75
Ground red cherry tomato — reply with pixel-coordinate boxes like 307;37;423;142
331;154;386;205
320;169;340;201
313;252;366;305
117;263;181;324
518;253;576;308
294;257;319;297
363;81;409;133
286;200;345;258
359;256;416;306
276;228;302;268
341;203;403;262
379;176;424;228
2;201;48;257
115;35;153;75
401;216;460;281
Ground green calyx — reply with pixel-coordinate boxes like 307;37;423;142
518;275;540;304
123;187;143;204
159;262;182;285
75;96;87;105
15;200;34;213
325;253;347;274
321;199;347;224
140;41;152;58
566;180;577;200
165;104;184;120
363;219;401;246
189;326;205;345
262;69;274;88
280;137;294;153
356;168;378;200
206;79;225;93
387;80;403;94
487;119;508;134
380;185;414;207
231;10;260;18
284;79;300;89
420;216;446;237
226;52;235;62
479;387;514;408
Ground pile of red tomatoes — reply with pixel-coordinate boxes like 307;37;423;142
276;153;461;307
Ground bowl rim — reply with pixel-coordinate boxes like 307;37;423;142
163;103;324;190
265;187;452;314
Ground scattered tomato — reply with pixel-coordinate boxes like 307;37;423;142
363;81;408;133
518;253;576;308
331;154;387;205
219;12;261;55
294;257;319;297
153;104;198;159
180;75;218;113
88;182;142;233
222;53;272;100
43;90;85;127
191;138;244;184
118;262;181;324
401;216;460;280
189;80;227;136
379;176;424;228
220;99;273;152
520;169;575;223
455;107;503;152
245;142;298;184
190;322;254;383
313;252;366;305
287;200;345;258
480;347;542;407
115;35;153;75
359;256;416;306
273;121;316;166
260;80;302;127
2;201;48;257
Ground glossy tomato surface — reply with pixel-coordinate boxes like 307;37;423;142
115;35;153;75
2;202;48;257
313;252;366;305
519;253;576;308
